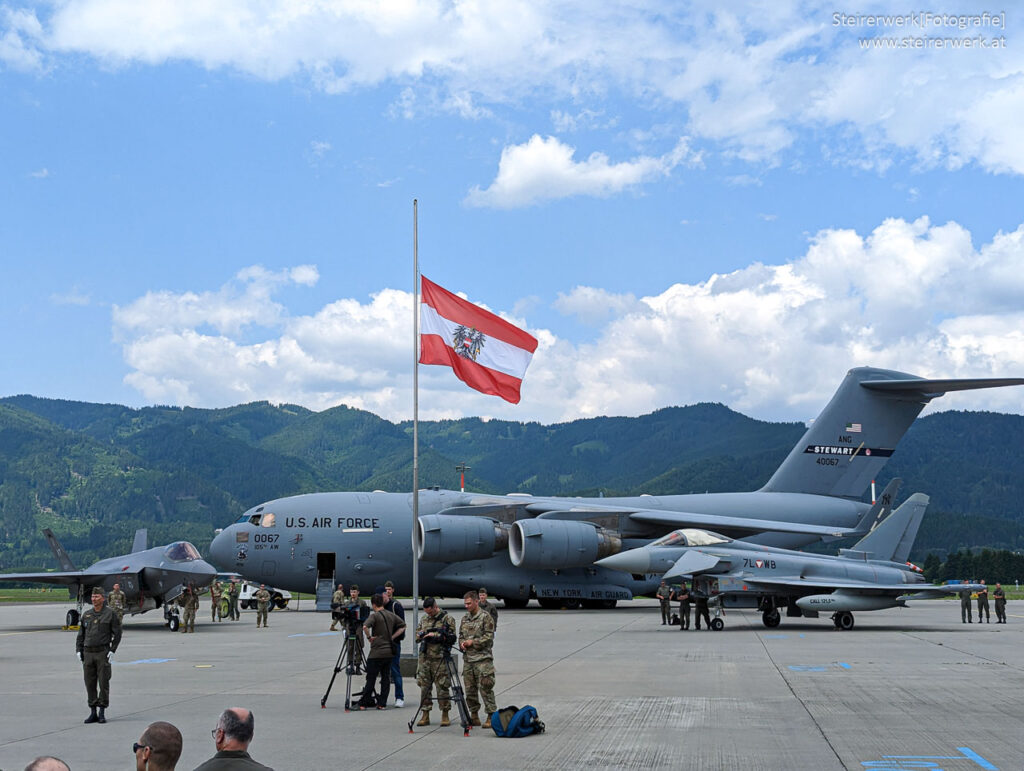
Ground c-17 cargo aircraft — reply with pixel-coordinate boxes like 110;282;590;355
597;492;983;630
0;528;217;629
208;367;1022;607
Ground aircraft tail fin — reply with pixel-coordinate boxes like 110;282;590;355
131;529;148;553
759;368;1024;500
849;492;929;563
848;478;902;537
42;529;76;572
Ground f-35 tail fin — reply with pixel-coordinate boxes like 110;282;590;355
760;368;1024;500
848;492;929;563
42;528;76;572
131;529;148;554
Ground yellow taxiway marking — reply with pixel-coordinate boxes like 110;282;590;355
195;664;214;668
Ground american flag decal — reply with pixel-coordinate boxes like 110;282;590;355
846;422;862;433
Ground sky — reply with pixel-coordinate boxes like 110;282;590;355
2;2;1024;425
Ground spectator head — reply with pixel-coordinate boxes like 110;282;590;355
25;758;70;771
136;721;183;771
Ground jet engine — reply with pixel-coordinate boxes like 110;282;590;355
796;593;898;612
418;515;509;562
509;518;622;569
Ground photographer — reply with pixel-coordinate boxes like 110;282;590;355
358;593;406;710
414;597;456;727
347;585;368;662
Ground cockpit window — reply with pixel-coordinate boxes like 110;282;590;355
260;513;276;528
164;542;201;562
651;528;731;548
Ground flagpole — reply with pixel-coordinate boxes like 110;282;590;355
412;199;420;636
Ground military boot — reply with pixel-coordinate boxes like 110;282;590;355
470;712;481;726
440;709;451;727
330;622;337;631
482;714;492;729
416;710;431;726
97;707;106;724
84;707;99;724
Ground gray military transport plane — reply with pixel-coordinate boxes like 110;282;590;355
0;528;217;629
597;492;983;630
208;367;1022;607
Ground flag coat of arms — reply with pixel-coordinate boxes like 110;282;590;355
419;276;538;404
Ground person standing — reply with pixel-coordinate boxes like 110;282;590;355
194;707;273;770
254;585;271;629
76;587;122;724
383;581;406;707
692;584;712;631
108;582;127;624
414;597;456;727
993;583;1007;623
673;582;691;631
211;579;223;622
329;583;346;631
977;581;990;623
134;720;183;771
478;587;499;630
227;579;241;621
459;590;497;728
656;580;673;625
958;583;973;623
348;585;368;665
358;593;406;709
179;585;198;633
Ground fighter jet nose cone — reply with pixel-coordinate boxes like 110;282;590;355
595;549;650;573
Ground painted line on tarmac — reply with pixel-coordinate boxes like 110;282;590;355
860;746;998;769
116;658;177;665
288;631;339;638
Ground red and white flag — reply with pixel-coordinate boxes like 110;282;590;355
419;276;538;404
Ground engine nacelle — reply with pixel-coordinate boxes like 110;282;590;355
509;518;622;569
796;593;898;612
418;515;509;562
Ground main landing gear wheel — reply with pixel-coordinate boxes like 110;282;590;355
710;618;725;631
502;598;529;609
833;611;855;631
66;609;80;627
168;616;180;632
273;593;288;610
762;609;781;628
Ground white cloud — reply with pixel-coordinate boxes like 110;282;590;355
0;8;45;72
29;167;50;179
465;134;698;208
113;217;1024;423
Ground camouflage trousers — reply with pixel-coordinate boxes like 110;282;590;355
257;603;269;626
182;606;195;632
211;597;221;621
416;656;451;710
462;658;496;715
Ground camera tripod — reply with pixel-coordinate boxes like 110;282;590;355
407;646;472;737
321;624;372;712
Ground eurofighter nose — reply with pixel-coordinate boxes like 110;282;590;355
595;549;651;573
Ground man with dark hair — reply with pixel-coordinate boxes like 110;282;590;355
459;589;496;728
656;579;672;625
76;586;122;724
383;581;406;707
477;587;498;630
24;757;69;771
357;593;406;709
673;582;691;631
135;721;183;771
994;582;1007;623
415;596;456;727
348;584;367;664
977;581;990;623
193;707;272;770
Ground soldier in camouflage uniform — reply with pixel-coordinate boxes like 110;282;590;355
107;582;127;623
76;587;122;724
254;584;271;628
477;587;498;630
210;579;223;622
330;583;346;631
415;596;456;727
458;589;496;728
179;584;199;633
227;578;241;621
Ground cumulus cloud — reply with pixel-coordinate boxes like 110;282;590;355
465;135;699;208
4;2;1022;177
112;217;1024;422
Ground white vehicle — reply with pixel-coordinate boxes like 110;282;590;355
238;582;291;610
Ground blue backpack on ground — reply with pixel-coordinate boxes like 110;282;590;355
490;705;545;737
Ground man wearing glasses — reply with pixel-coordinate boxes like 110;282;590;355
133;721;182;771
194;707;273;770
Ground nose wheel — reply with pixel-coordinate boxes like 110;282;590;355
761;609;781;628
832;611;855;631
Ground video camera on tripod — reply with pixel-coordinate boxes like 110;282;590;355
416;623;457;654
331;601;368;632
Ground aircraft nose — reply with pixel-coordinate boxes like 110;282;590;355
209;528;235;570
595;549;651;573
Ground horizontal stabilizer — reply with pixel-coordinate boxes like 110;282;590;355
664;551;722;580
861;377;1024;395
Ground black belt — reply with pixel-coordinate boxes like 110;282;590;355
84;645;109;652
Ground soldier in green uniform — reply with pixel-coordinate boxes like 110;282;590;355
330;583;346;631
458;589;496;728
107;582;127;624
415;596;456;727
656;579;673;625
994;583;1007;623
227;578;241;621
673;582;691;631
477;587;498;630
75;587;122;724
254;584;271;628
210;579;223;622
976;581;990;623
178;584;199;633
959;582;973;623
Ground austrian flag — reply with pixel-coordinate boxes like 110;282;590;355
419;276;538;404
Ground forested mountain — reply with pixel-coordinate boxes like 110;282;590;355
2;394;1022;571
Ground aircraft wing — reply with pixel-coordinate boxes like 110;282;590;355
726;576;986;595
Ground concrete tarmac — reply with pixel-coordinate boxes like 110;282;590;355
0;599;1020;770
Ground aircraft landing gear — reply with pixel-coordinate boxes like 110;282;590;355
762;609;781;628
710;617;725;631
502;598;529;609
66;609;80;628
164;603;182;632
832;611;855;631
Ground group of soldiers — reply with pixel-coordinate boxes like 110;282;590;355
656;578;714;630
958;582;1008;624
207;578;244;624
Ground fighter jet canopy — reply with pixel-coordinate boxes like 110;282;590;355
650;529;731;548
163;542;203;562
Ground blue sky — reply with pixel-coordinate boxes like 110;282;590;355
2;2;1023;424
